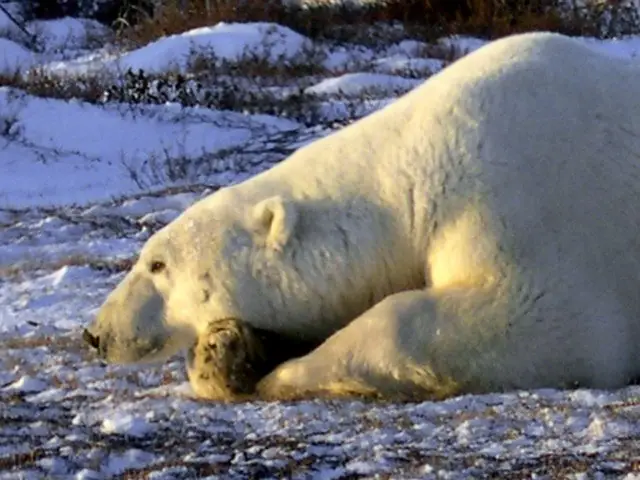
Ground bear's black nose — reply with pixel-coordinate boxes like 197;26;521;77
82;329;100;350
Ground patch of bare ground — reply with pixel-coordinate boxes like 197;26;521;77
0;371;637;478
0;256;135;281
0;331;82;351
88;429;640;478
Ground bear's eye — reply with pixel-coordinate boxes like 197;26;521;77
149;261;166;274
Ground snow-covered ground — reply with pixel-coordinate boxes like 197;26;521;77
1;4;640;478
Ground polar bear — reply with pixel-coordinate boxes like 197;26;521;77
84;31;640;401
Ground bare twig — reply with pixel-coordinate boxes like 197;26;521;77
0;4;37;50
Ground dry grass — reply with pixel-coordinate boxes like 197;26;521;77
0;69;111;103
0;333;82;351
0;54;324;125
79;433;640;478
186;42;328;79
116;0;632;49
0;1;634;120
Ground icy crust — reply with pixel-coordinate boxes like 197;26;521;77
0;202;639;478
0;189;210;269
0;342;639;480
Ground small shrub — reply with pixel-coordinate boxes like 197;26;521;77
102;66;323;123
0;112;20;140
0;69;109;103
564;0;640;38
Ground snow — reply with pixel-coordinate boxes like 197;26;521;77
580;34;640;58
373;56;445;76
0;37;35;74
114;22;314;74
438;35;489;55
46;265;95;288
322;44;376;71
0;88;299;207
0;2;25;41
0;13;640;479
305;72;422;97
28;17;113;54
3;375;48;393
100;413;156;438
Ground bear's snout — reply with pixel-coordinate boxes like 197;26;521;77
83;329;100;350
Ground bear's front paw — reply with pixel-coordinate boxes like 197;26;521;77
186;318;267;401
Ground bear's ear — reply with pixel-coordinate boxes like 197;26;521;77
250;196;298;252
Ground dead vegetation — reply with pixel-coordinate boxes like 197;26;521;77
0;69;110;103
0;382;638;478
116;0;640;48
2;3;640;478
1;0;637;138
0;332;83;351
4;1;639;112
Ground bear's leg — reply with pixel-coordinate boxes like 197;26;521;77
256;286;619;401
186;318;319;401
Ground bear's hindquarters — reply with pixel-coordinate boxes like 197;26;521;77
257;283;635;401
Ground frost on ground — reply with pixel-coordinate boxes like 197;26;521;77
1;248;640;478
1;6;640;478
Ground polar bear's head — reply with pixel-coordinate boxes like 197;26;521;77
83;189;382;365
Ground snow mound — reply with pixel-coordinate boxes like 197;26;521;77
0;2;26;41
4;375;48;393
82;193;198;219
386;39;430;57
115;22;313;74
322;44;376;71
101;414;156;438
0;37;35;74
0;88;299;207
46;265;95;288
438;35;489;56
29;17;113;53
373;56;445;76
580;35;640;58
305;72;422;97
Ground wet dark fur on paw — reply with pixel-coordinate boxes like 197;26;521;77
186;318;319;401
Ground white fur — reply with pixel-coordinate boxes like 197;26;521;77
88;32;640;399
